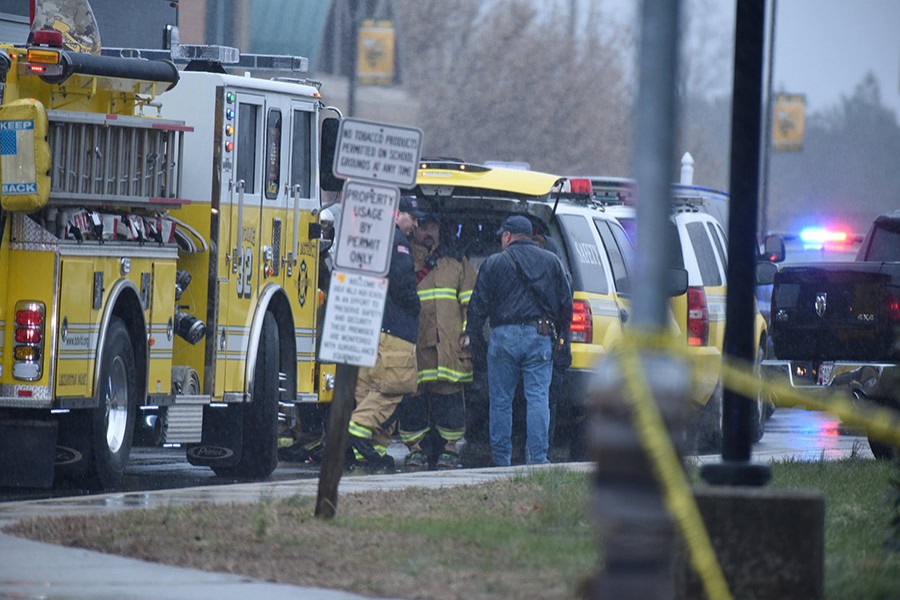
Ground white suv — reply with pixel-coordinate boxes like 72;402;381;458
595;182;770;452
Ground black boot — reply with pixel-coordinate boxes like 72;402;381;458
349;436;395;472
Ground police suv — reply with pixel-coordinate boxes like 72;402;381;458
595;179;771;452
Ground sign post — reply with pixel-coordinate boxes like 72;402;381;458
315;118;422;519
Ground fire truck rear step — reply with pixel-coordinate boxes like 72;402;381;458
162;394;209;444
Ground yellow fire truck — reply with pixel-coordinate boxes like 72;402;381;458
0;10;339;489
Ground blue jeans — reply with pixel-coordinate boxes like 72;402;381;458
487;324;553;465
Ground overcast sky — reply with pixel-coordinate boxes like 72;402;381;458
773;0;900;117
602;0;900;120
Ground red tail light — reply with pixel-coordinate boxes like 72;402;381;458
30;30;64;48
13;301;45;381
15;328;42;344
16;308;44;327
886;291;900;323
687;286;709;346
570;299;593;343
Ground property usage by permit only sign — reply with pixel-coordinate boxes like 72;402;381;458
333;181;399;276
332;118;423;187
318;270;389;367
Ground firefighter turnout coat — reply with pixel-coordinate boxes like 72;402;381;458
412;243;477;385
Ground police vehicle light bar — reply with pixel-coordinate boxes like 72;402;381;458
172;44;241;64
799;227;848;244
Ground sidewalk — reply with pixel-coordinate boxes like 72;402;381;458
0;462;593;600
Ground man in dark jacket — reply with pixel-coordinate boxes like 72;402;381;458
347;197;424;471
464;215;573;466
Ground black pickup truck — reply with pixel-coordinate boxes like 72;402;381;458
762;211;900;458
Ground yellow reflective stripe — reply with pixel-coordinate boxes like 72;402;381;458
400;428;429;444
348;421;373;439
458;290;472;304
436;427;465;442
417;368;439;383
438;366;473;382
419;367;474;384
418;288;458;301
461;320;467;332
373;444;388;456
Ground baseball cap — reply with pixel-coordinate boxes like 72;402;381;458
398;197;427;220
496;215;533;236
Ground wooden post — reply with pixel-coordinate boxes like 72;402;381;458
315;362;358;519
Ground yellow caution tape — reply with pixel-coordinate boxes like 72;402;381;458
616;333;733;600
720;358;900;448
609;330;900;600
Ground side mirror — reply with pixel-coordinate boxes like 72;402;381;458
756;261;777;286
761;234;785;263
320;117;343;192
667;267;688;297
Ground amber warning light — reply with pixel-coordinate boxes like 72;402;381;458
26;48;60;64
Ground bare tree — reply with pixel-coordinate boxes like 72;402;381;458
393;0;633;174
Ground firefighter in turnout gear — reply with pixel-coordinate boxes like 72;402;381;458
399;211;477;470
346;197;424;471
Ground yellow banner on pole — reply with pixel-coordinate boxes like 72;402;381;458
357;19;395;86
772;93;806;152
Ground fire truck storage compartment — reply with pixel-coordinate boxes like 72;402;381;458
46;110;189;206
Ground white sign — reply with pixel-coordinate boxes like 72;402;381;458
333;181;399;276
319;271;389;367
333;118;423;187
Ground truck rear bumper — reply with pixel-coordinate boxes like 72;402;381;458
761;360;898;401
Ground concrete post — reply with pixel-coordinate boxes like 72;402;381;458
587;353;691;598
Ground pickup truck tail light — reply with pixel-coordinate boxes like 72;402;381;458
886;291;900;323
570;299;593;343
687;286;709;346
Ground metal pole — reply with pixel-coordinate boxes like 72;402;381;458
700;0;771;486
588;1;685;597
347;0;361;118
632;0;680;331
759;0;777;238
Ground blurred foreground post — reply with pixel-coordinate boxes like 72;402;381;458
587;0;686;597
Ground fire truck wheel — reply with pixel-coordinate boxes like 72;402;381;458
59;317;137;490
213;312;280;479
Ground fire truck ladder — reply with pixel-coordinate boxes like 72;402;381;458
46;110;190;207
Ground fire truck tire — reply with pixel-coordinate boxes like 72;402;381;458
58;317;137;490
213;312;279;479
